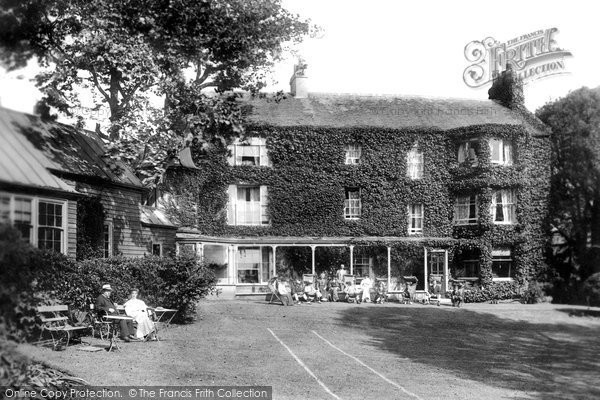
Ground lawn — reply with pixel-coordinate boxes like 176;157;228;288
17;300;600;400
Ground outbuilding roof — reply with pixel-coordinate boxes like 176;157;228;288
0;107;143;190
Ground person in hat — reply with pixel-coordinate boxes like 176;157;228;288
95;284;138;342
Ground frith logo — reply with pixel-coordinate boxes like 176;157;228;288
463;28;572;88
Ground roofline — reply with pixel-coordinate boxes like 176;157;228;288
48;169;147;192
0;181;84;200
141;221;178;230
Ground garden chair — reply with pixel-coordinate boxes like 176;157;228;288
87;303;111;340
37;305;90;350
267;278;283;305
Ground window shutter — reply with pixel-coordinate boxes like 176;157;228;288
490;191;497;221
503;143;513;165
259;138;269;166
227;185;237;224
227;145;235;166
260;185;269;224
458;143;466;163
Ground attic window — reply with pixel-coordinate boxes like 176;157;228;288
344;145;362;165
458;141;479;166
489;139;513;165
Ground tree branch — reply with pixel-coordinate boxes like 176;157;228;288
89;67;111;103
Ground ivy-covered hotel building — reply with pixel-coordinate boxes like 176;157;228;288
169;66;550;298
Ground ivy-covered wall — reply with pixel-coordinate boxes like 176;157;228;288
164;122;550;286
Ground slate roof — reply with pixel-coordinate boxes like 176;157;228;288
242;93;529;130
0;107;143;190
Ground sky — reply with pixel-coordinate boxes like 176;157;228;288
0;0;598;115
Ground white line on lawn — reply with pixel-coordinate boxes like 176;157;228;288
312;330;424;400
267;328;341;400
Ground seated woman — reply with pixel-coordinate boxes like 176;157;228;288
374;280;387;304
344;280;359;303
328;276;344;302
277;277;294;306
124;288;157;341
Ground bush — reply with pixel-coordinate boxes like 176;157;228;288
583;272;600;306
520;280;551;304
462;281;520;303
0;225;217;340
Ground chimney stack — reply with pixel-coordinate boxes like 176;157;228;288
290;59;308;98
488;63;524;109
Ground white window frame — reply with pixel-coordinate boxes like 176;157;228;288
227;137;270;166
0;192;67;254
344;188;361;220
227;185;270;226
408;203;424;235
457;141;479;166
489;139;513;166
490;189;516;224
407;145;424;179
236;246;272;284
152;242;163;257
103;221;113;258
454;194;478;225
492;248;514;281
344;144;362;165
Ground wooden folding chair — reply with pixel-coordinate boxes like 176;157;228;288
267;278;284;304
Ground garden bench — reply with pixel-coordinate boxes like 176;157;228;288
37;305;89;350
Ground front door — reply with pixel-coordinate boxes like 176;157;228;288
428;250;447;294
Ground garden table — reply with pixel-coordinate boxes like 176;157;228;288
103;315;134;351
150;307;177;340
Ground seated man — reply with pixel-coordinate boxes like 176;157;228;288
95;284;138;342
402;283;413;304
344;280;359;303
328;277;344;302
304;281;322;303
291;278;308;304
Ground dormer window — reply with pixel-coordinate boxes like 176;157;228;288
489;139;513;165
458;141;479;166
344;145;362;165
228;138;270;166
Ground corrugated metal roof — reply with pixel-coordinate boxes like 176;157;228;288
0;107;143;188
0;109;75;193
242;93;526;129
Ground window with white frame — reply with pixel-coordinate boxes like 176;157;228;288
428;251;445;275
227;185;269;226
489;139;513;165
454;249;480;279
457;141;479;166
103;222;113;258
407;145;423;179
236;246;272;284
0;192;66;253
492;248;514;279
353;254;370;277
491;189;516;224
344;144;362;165
408;203;423;235
344;188;361;219
228;137;269;166
454;194;478;225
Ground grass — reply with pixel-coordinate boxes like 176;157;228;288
15;300;600;400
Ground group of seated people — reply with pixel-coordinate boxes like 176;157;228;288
272;264;389;306
95;284;158;342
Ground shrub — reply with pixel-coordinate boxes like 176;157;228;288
520;280;550;304
462;281;520;303
0;225;217;340
583;272;600;306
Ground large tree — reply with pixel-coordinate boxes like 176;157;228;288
0;0;312;184
536;87;600;296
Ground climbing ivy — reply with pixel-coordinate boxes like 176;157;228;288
163;122;550;287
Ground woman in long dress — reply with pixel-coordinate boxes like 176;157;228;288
124;288;157;340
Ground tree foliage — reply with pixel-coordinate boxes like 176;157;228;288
536;87;600;300
0;0;313;184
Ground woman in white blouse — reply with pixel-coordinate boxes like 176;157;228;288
124;288;157;341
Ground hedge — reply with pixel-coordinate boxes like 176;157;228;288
0;225;217;341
